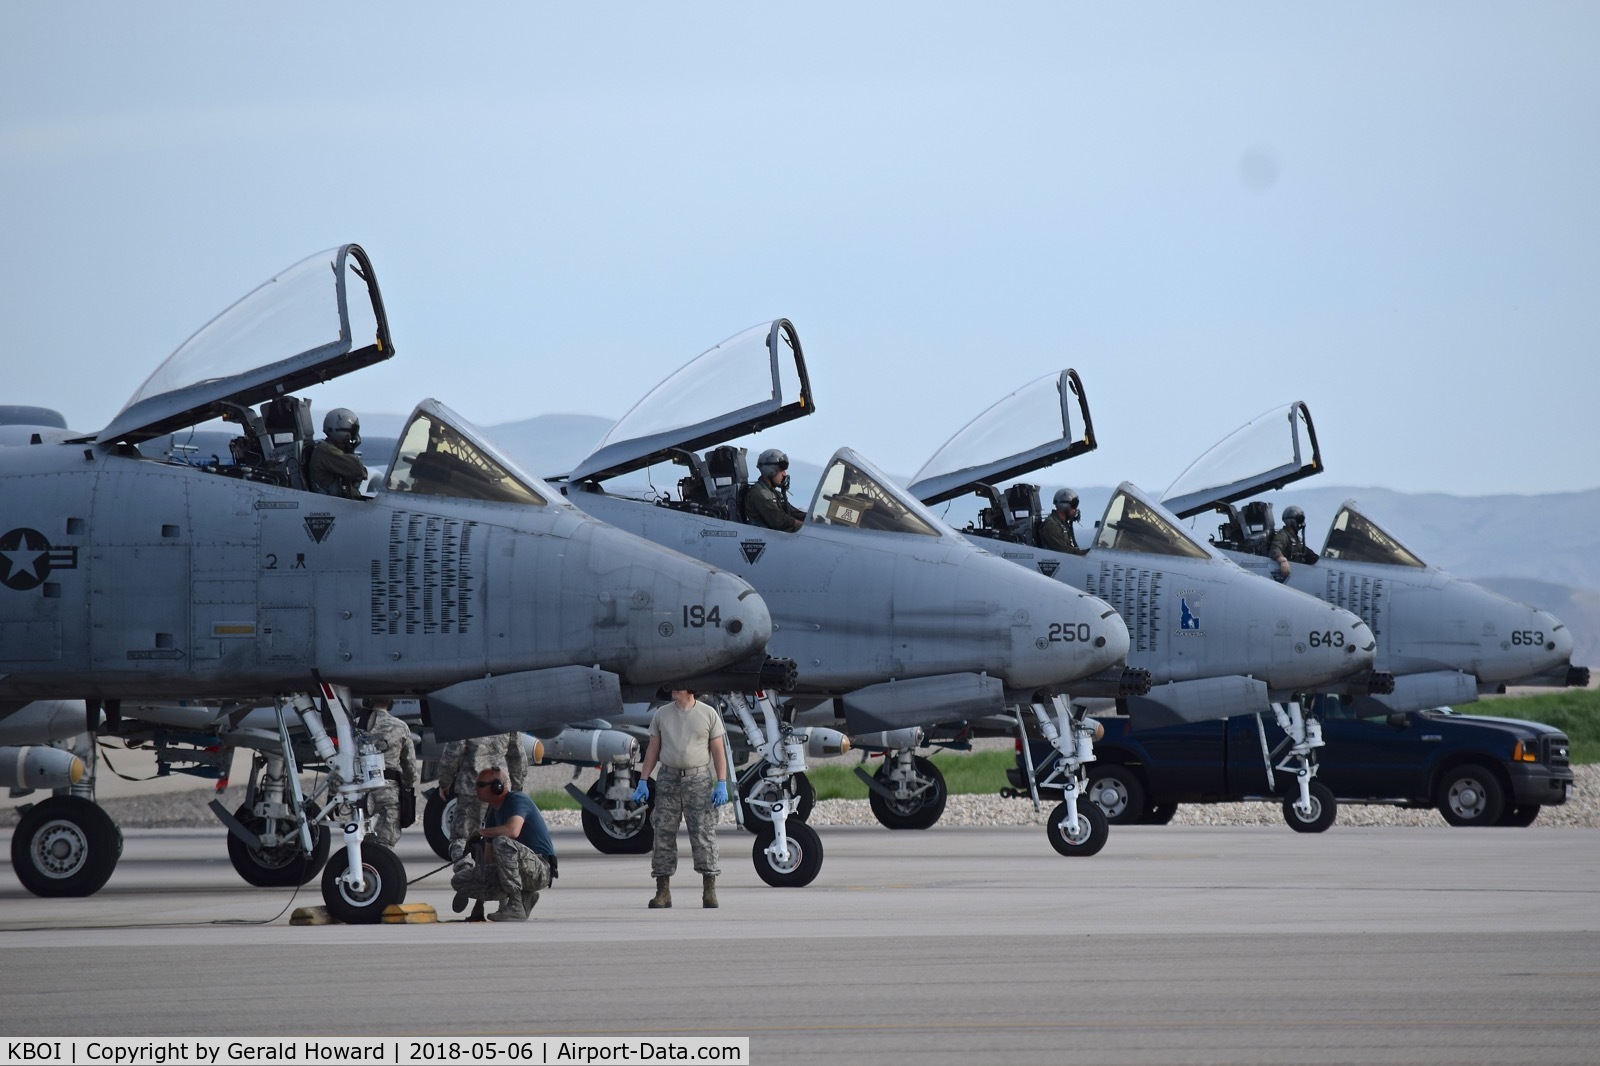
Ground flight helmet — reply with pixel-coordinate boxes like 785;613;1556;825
1053;488;1080;515
324;408;361;449
757;448;789;479
1283;505;1305;531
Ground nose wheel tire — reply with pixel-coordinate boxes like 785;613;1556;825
10;796;123;898
752;821;824;887
320;844;407;924
423;791;456;861
580;777;655;854
868;756;947;830
1045;798;1109;857
739;769;815;833
1282;780;1337;833
1437;765;1505;826
225;802;330;887
1086;766;1148;826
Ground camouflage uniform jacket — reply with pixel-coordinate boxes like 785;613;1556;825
436;733;527;799
308;439;367;499
746;479;805;531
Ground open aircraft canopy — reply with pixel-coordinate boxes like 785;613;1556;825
96;245;392;446
1161;401;1321;520
384;398;568;509
1093;482;1217;560
566;319;812;484
906;369;1094;505
807;447;946;537
1320;502;1428;568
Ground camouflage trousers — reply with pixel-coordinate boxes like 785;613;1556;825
368;784;401;848
450;836;552;903
649;764;720;878
450;793;486;847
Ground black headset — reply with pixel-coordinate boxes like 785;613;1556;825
479;776;506;795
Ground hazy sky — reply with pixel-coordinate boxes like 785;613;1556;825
4;3;1596;496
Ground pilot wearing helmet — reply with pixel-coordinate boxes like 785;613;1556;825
308;407;369;499
746;448;806;532
1039;488;1087;555
1268;505;1314;579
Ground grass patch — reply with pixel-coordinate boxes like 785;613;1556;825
804;749;1015;800
531;789;580;811
1475;688;1600;764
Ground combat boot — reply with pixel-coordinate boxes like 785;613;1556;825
488;894;529;922
702;874;718;909
648;876;672;909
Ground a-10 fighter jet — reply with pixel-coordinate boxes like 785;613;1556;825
902;372;1385;850
0;245;772;917
1158;401;1588;826
552;322;1137;882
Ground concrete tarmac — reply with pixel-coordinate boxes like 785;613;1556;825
1;823;1597;1065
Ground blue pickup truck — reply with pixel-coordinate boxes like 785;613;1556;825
1010;700;1574;831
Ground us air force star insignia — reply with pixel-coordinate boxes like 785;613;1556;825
1037;559;1060;578
739;541;767;564
304;515;336;543
0;527;78;591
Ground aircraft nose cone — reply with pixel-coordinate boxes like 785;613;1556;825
1011;582;1130;690
1283;603;1375;689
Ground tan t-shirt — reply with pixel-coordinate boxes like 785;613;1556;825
650;700;726;770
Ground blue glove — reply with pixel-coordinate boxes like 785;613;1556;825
631;779;650;804
711;781;729;807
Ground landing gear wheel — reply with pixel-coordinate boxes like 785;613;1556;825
1086;765;1147;826
1282;780;1337;833
580;779;654;855
10;796;123;898
423;791;456;861
1045;798;1109;856
225;802;329;887
752;821;824;887
867;756;947;830
1498;803;1541;827
1142;804;1177;825
320;843;406;924
1437;765;1505;826
739;769;815;833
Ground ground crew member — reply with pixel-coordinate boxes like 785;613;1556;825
449;766;555;922
359;698;416;848
436;733;527;861
632;689;730;908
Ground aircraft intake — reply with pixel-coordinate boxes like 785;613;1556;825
427;665;623;741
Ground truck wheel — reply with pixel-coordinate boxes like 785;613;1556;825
1142;804;1177;825
1497;804;1541;827
1437;766;1504;826
1086;766;1147;826
1281;780;1336;833
1045;798;1109;856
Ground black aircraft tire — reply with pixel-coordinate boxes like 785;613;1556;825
1437;765;1505;827
1498;803;1541;827
1086;765;1148;826
10;796;123;898
225;803;330;887
423;791;456;861
867;757;948;830
320;844;407;924
739;769;816;833
752;821;824;887
1045;798;1109;857
1142;803;1178;825
1282;780;1337;833
581;780;654;855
